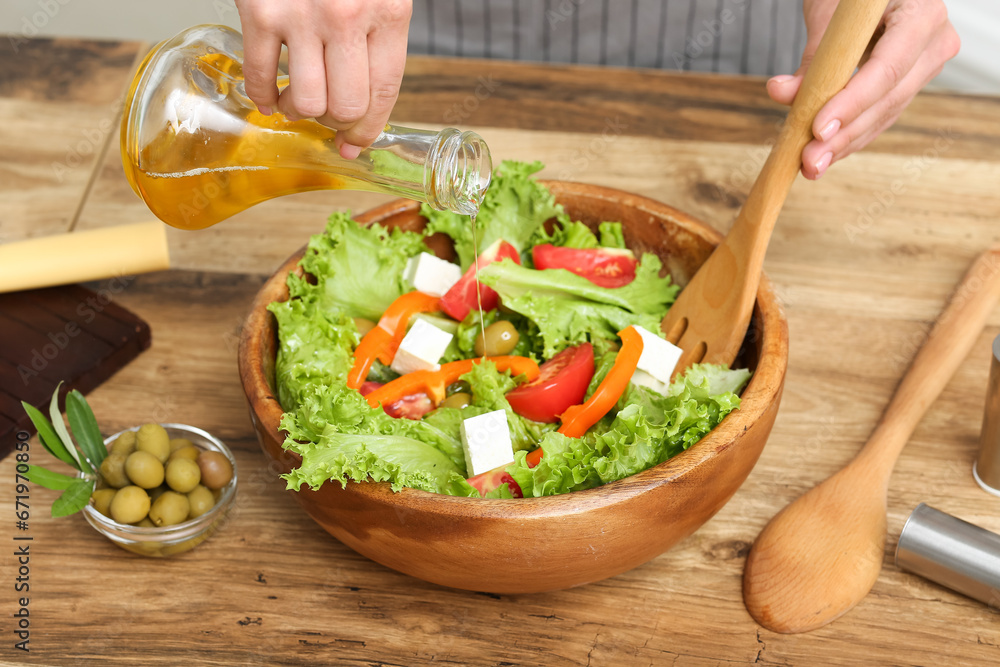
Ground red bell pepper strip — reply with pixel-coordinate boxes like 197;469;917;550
346;291;441;389
364;355;540;409
557;326;643;438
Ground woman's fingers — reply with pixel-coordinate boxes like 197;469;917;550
766;74;802;106
809;5;941;144
277;37;329;120
765;0;960;179
236;1;413;157
333;15;410;156
319;26;370;142
799;42;955;179
238;10;283;115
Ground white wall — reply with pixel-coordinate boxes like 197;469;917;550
1;0;996;94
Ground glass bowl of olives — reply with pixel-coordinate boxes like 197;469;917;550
81;423;237;557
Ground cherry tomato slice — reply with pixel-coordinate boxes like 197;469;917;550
532;244;637;288
466;468;523;498
439;239;521;321
358;381;433;420
506;343;595;423
358;381;383;396
383;393;435;420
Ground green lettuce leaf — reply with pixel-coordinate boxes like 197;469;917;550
528;218;628;251
477;256;678;357
507;364;748;497
598;222;627;249
283;426;476;496
290;211;428;321
422;160;566;269
267;298;359;411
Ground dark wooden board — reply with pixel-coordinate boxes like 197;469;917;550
0;284;151;457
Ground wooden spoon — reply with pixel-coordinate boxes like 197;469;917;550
662;0;889;373
744;247;1000;633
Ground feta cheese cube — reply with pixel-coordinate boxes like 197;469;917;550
404;252;463;297
461;409;515;477
633;325;683;384
390;319;454;375
630;368;669;395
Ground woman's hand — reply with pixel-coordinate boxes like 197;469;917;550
235;0;413;159
767;0;960;179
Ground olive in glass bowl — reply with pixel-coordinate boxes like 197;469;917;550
82;423;238;557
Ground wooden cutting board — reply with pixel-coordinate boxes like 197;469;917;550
0;284;150;456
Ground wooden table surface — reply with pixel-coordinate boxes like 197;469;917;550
3;36;1000;666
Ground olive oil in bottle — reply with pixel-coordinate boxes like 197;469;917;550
121;25;491;229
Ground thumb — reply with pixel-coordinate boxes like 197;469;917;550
766;14;822;106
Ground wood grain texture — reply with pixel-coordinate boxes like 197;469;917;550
744;248;1000;634
0;38;146;243
3;43;1000;666
393;56;1000;162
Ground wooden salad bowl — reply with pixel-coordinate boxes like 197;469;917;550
238;181;789;593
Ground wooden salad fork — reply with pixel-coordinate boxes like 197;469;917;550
661;0;890;376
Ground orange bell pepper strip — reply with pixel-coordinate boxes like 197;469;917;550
346;291;441;389
364;356;540;409
558;326;643;438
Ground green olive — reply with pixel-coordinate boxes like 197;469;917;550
136;517;156;528
446;381;471;396
109;486;150;524
99;451;130;489
110;431;137;456
90;488;117;518
197;451;233;490
149;491;190;527
166;458;201;493
136;423;170;463
125;451;165;489
168;446;201;463
148;484;169;502
440;392;472;410
187;485;215;519
353;317;377;337
474;320;520;357
168;437;195;453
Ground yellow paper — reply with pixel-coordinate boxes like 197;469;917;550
0;223;170;293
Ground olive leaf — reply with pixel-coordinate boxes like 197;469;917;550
66;390;106;468
48;383;91;474
23;465;78;491
21;385;102;519
51;478;95;518
20;401;79;470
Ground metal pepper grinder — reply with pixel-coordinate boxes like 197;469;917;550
974;333;1000;495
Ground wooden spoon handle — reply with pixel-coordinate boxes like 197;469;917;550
860;248;1000;472
728;0;889;246
697;0;890;365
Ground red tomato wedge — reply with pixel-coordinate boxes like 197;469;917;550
466;468;523;498
506;343;595;423
439;239;521;321
532;244;637;288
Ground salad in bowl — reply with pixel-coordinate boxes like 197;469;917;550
269;161;750;499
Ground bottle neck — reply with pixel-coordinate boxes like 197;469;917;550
424;128;492;216
330;125;491;216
